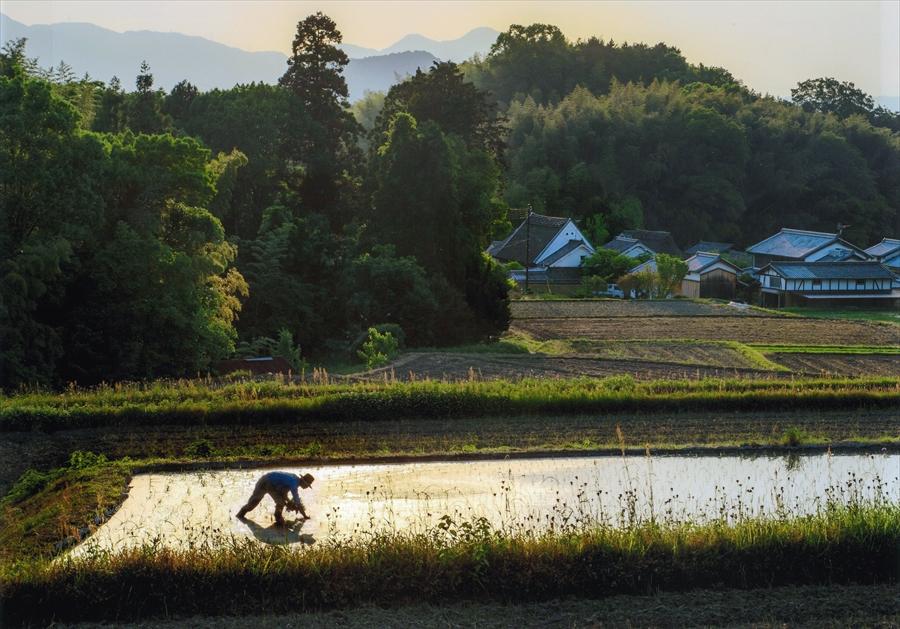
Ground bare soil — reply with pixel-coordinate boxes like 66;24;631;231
770;353;900;377
568;340;757;368
364;352;780;382
513;316;900;345
511;299;770;319
67;584;900;628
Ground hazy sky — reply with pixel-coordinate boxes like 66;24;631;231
3;1;898;100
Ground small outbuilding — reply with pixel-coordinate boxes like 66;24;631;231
680;252;742;299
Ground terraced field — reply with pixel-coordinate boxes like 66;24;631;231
513;316;899;345
366;351;780;382
771;353;900;377
511;299;768;318
365;300;898;382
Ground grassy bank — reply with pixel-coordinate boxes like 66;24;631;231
3;376;899;432
0;453;131;563
753;343;900;355
2;500;897;625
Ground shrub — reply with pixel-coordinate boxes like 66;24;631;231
357;328;400;369
1;469;54;505
349;323;406;357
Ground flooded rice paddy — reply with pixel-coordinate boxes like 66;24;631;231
73;452;898;554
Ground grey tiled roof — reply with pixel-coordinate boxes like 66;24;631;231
766;261;894;280
620;230;683;256
684;241;734;255
865;238;900;258
746;228;836;257
490;214;571;265
602;235;641;253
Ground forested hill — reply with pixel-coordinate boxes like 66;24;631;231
463;25;900;248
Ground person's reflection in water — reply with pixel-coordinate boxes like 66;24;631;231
241;517;315;546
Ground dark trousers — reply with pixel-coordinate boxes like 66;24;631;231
237;477;291;521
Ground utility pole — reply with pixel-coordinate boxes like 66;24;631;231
524;203;533;293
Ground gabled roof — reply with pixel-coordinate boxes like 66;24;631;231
685;252;742;274
628;258;657;274
602;235;641;254
684;241;734;255
865;238;900;258
746;228;837;257
815;248;859;262
762;261;894;280
540;239;589;266
490;213;571;266
620;230;683;257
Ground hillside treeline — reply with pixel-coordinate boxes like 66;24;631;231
0;14;509;388
464;24;899;247
2;17;898;388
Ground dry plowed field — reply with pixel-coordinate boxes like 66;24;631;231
568;341;755;368
511;300;769;318
513;316;899;345
770;353;900;377
363;352;782;382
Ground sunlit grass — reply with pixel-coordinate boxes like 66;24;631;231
2;375;898;431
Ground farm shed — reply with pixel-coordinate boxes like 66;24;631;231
682;253;742;299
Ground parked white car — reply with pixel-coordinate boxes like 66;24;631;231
596;283;625;298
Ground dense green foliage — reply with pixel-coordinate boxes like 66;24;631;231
458;24;899;247
0;19;511;389
499;81;898;246
0;59;247;386
2;500;896;624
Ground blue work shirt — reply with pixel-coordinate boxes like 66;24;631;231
261;471;303;504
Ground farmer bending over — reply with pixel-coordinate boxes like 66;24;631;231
236;471;314;525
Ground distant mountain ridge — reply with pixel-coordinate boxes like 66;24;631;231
341;27;500;62
0;14;491;100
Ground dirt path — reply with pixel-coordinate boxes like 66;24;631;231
362;352;783;382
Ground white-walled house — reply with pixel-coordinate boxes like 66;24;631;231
487;213;594;288
757;261;898;307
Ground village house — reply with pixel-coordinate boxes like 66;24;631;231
757;261;898;307
865;238;900;271
745;228;869;270
603;229;683;258
487;213;594;290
